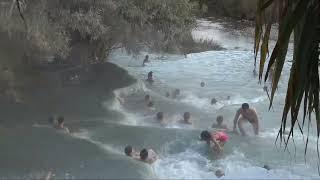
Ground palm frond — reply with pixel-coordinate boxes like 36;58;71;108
255;0;320;162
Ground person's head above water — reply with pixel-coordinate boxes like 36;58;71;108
148;71;153;77
216;115;223;125
140;149;148;160
175;89;180;94
200;130;211;142
147;101;154;107
200;82;205;87
215;169;225;178
156;112;164;121
241;103;249;110
124;145;133;156
57;116;64;125
145;55;149;59
145;94;150;102
183;112;191;121
211;98;217;105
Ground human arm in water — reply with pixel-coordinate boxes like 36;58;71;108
210;138;222;153
233;108;241;134
252;109;259;135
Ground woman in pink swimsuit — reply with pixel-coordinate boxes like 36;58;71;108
200;130;229;155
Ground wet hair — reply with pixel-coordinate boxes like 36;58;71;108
263;164;271;171
216;115;223;124
156;112;164;120
211;98;217;105
147;101;154;107
124;145;133;156
200;130;211;141
215;169;225;178
183;112;190;120
57;116;64;124
48;116;54;124
242;103;249;109
200;82;205;87
145;94;150;101
140;149;148;160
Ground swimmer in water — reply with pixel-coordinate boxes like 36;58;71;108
172;89;180;99
200;130;229;155
200;81;205;87
145;94;151;103
212;115;228;130
215;169;225;178
124;145;140;159
48;116;55;125
180;112;192;124
139;148;158;164
156;112;166;125
147;71;154;84
142;55;150;66
233;103;259;136
54;116;70;133
211;98;218;105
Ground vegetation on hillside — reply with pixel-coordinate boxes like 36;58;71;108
0;0;214;103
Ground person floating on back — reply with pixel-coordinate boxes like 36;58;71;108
55;116;70;133
142;55;150;66
212;115;228;130
147;71;154;84
139;148;158;164
180;112;192;124
233;103;259;136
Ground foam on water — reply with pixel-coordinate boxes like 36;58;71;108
154;149;214;179
106;19;317;179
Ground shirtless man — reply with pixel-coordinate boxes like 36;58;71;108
233;103;259;136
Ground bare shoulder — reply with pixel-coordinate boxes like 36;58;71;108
250;108;258;114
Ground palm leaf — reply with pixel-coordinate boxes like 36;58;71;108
255;0;320;167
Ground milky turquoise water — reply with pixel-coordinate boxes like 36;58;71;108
0;19;318;179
